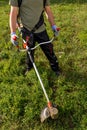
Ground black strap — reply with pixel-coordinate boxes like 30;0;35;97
31;0;47;33
44;0;46;8
31;12;44;33
18;0;22;7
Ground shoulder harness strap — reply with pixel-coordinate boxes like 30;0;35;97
18;0;22;7
43;0;46;8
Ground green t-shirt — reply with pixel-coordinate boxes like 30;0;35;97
9;0;50;33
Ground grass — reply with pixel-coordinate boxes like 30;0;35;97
0;0;87;130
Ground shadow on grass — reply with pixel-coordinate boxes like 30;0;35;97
64;68;87;88
45;65;87;129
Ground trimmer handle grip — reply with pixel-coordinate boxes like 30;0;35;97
57;27;61;31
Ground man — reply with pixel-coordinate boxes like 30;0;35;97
9;0;60;76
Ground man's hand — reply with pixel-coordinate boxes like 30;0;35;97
11;32;18;46
52;25;60;36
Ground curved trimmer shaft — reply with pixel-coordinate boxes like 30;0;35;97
27;50;58;122
16;26;60;122
18;38;59;122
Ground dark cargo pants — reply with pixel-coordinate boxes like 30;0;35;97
21;27;59;72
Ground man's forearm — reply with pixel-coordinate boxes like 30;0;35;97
45;6;55;26
10;6;18;33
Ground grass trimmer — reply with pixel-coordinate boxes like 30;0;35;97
18;38;58;122
16;26;60;122
27;48;58;122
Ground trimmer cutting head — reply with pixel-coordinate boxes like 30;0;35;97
40;107;50;123
49;106;58;119
40;104;58;122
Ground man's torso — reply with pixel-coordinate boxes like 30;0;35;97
9;0;50;33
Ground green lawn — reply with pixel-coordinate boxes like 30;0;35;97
0;1;87;130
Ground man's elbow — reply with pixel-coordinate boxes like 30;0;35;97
10;6;19;16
